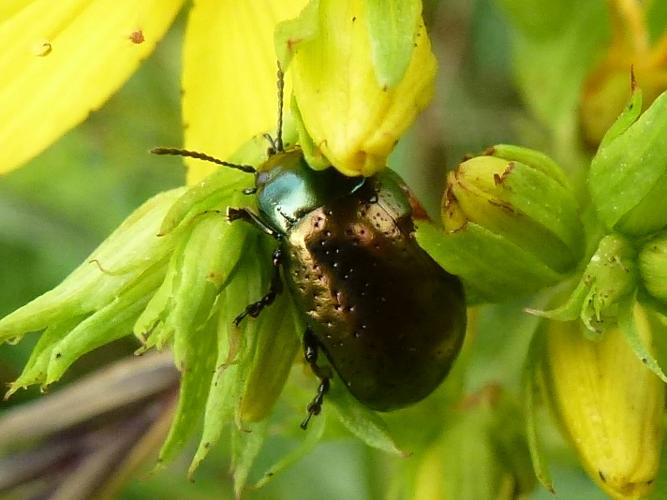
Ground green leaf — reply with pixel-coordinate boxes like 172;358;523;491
497;0;578;39
366;0;421;87
253;413;326;489
589;90;667;234
328;378;403;456
505;0;608;132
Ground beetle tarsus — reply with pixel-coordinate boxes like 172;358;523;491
301;329;332;429
301;378;330;429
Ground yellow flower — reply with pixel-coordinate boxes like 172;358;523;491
0;0;307;182
285;0;436;176
543;304;665;498
0;0;435;181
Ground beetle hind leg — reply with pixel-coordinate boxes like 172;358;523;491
301;328;332;430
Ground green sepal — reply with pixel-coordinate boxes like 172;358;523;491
416;220;563;303
0;189;183;344
6;315;87;396
159;177;247;236
525;280;587;322
158;133;272;236
134;229;191;352
237;283;301;424
522;328;554;493
290;97;331;171
590;88;667;235
169;212;247;369
45;262;166;385
188;291;244;476
618;295;667;384
231;419;268;497
598;85;643;149
639;230;667;306
157;306;219;465
529;234;638;336
189;237;269;476
366;0;421;88
487;143;570;188
133;257;177;351
328;376;404;456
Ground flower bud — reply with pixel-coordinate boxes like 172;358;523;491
543;305;665;498
279;0;436;176
411;386;534;500
639;230;667;306
434;145;582;302
529;234;638;336
589;88;667;235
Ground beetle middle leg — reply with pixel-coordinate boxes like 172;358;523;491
301;328;332;430
234;247;283;326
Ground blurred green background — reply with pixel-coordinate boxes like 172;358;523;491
0;0;665;498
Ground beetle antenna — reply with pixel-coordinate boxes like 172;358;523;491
151;147;256;173
275;62;285;153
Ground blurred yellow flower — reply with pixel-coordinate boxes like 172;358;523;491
0;0;307;183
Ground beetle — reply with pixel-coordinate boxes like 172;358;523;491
153;69;466;428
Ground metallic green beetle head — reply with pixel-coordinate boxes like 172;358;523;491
255;149;364;234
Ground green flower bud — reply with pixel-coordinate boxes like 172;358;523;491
427;144;583;302
529;234;638;336
543;304;665;498
589;88;667;235
411;386;534;500
639;230;667;306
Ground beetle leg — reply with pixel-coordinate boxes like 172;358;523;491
301;328;332;430
226;207;281;239
234;248;283;326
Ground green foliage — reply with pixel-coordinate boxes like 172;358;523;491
2;2;667;500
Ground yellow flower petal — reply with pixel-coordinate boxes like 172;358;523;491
183;0;307;185
0;0;184;174
0;1;28;21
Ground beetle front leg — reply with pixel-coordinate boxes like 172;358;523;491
227;207;281;239
234;248;283;326
301;328;332;430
